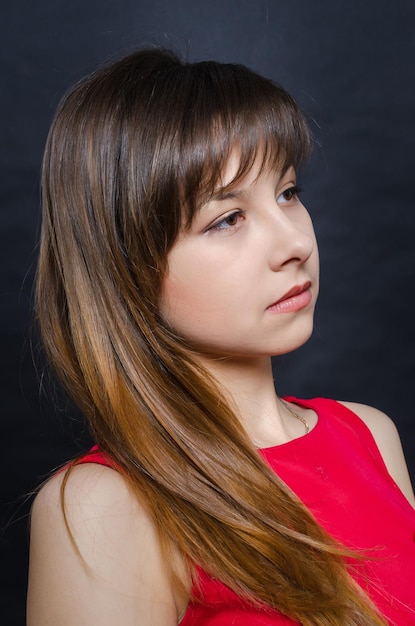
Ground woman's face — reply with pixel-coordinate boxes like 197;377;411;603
160;151;319;359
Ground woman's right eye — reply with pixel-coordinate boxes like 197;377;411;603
208;211;244;233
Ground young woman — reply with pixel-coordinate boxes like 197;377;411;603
27;48;415;626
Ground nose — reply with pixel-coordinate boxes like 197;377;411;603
266;202;315;271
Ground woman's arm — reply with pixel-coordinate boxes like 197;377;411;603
27;463;182;626
340;401;415;507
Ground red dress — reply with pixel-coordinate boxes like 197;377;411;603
79;398;415;625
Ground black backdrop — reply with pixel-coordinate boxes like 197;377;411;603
1;1;414;624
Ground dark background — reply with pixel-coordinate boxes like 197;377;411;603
1;1;414;624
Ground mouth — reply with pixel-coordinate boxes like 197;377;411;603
267;281;312;313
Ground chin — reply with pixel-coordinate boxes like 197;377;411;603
269;324;315;358
181;319;316;360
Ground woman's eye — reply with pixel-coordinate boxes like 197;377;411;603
209;211;242;232
278;185;303;204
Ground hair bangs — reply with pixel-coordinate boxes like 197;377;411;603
169;62;311;230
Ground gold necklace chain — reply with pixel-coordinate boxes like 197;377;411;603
280;399;310;435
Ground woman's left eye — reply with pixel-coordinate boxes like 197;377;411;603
277;185;303;204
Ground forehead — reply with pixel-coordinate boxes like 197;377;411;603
210;146;292;199
212;145;291;188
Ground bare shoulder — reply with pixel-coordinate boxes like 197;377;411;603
27;463;183;626
339;401;415;507
340;401;399;441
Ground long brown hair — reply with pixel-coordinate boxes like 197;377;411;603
36;48;386;625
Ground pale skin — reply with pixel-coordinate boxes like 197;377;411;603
27;153;415;625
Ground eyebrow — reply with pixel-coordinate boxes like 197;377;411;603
209;164;295;204
210;187;248;202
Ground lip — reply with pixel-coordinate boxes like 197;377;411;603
267;281;312;313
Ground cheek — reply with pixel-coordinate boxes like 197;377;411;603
312;232;320;276
160;263;203;330
160;244;221;324
160;258;237;339
303;213;319;271
159;274;182;326
160;244;190;311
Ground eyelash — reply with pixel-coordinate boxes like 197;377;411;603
279;184;303;202
207;185;303;233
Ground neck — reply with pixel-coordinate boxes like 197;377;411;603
197;355;302;448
